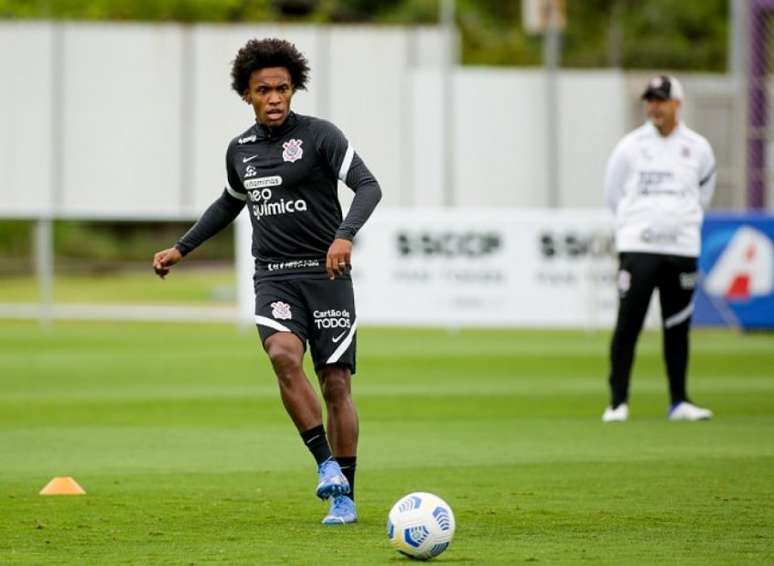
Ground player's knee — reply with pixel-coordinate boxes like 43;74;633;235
320;369;351;405
265;338;303;375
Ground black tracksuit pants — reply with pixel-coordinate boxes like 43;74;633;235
609;252;698;408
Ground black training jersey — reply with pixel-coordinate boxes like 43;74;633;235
224;112;373;279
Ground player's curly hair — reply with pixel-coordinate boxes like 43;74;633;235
231;38;310;96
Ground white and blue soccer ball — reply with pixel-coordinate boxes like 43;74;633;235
386;492;456;560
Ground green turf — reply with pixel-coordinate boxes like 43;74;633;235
0;266;236;305
0;321;772;564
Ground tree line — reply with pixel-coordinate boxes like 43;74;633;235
0;0;728;70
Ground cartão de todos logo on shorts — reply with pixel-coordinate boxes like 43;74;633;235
313;309;351;329
282;139;303;163
271;301;292;320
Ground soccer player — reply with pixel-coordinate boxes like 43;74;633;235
602;75;715;423
152;38;381;523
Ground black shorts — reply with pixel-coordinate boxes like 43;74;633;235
254;277;357;374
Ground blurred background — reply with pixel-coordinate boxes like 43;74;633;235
0;0;771;330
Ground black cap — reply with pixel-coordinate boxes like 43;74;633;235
641;75;684;101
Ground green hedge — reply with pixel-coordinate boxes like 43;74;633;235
0;220;234;262
0;0;729;71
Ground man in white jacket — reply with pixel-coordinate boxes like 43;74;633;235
602;75;716;423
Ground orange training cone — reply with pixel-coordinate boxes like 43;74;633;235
39;476;86;495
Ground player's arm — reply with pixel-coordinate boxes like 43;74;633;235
325;158;381;279
316;121;382;279
698;141;717;209
153;189;245;278
604;140;630;213
153;146;247;279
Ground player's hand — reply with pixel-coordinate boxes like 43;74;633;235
326;238;352;280
152;247;183;279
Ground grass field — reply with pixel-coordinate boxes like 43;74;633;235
0;321;772;564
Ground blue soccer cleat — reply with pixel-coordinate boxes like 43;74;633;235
322;495;358;525
316;458;350;500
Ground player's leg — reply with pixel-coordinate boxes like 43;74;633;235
302;277;359;523
318;364;359;492
263;332;321;432
605;252;659;420
658;256;712;420
255;280;348;499
317;364;358;524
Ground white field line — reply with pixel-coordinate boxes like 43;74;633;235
0;303;239;323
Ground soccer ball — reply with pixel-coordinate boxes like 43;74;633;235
386;492;455;560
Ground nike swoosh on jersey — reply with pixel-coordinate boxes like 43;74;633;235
243;155;259;163
331;331;347;343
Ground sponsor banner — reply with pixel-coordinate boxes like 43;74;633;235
695;213;774;329
350;208;626;328
237;207;678;328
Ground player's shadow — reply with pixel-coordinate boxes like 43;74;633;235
388;558;476;563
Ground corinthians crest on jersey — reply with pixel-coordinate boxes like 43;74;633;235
282;139;303;162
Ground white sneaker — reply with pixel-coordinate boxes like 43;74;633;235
602;403;629;422
668;402;713;421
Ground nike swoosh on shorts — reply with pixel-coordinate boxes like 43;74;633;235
332;331;347;343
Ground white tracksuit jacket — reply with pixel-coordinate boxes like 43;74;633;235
604;121;716;257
